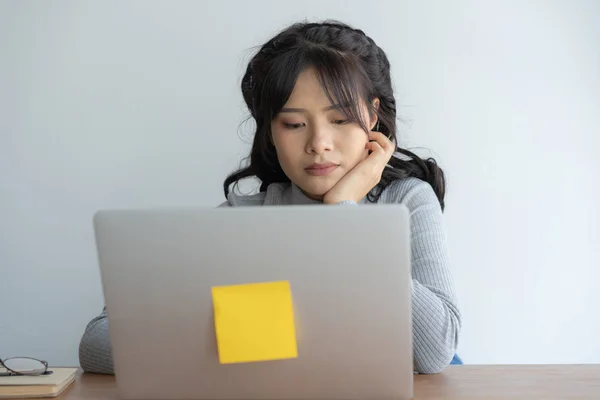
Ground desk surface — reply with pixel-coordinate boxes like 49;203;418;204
53;365;600;400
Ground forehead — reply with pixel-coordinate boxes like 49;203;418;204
284;67;331;108
278;66;369;121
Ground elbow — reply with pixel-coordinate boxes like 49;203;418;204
78;314;115;375
414;312;461;374
78;352;100;374
414;345;456;374
78;332;115;374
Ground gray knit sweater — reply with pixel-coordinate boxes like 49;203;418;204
79;178;461;374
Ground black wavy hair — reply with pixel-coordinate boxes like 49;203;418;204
224;20;446;210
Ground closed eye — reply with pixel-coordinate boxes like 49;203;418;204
283;122;305;129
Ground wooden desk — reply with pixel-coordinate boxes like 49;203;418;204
54;365;600;400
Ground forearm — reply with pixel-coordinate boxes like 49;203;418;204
388;178;461;373
78;309;115;374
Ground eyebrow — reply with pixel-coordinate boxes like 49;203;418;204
279;103;351;113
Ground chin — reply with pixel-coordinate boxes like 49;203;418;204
298;180;337;199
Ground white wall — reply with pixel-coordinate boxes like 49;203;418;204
1;0;599;366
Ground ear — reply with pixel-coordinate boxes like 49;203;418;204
370;97;380;131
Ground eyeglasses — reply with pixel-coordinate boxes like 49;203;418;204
0;357;52;376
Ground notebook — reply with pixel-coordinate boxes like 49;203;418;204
0;368;77;398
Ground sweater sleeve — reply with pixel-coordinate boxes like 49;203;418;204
78;308;115;374
397;179;461;374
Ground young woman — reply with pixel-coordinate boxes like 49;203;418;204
79;20;461;375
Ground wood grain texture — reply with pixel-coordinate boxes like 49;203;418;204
36;365;600;400
413;365;600;399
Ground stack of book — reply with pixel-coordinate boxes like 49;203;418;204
0;368;77;398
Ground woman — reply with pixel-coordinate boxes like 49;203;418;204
79;20;461;375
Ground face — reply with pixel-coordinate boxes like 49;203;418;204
270;67;378;200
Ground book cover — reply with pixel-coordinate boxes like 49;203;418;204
0;368;78;398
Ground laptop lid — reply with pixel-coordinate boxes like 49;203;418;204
94;205;413;400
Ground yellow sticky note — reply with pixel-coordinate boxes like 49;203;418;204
212;280;298;364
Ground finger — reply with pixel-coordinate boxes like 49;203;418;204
368;131;394;154
364;141;390;177
365;140;386;157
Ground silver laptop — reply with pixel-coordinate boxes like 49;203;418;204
94;205;413;400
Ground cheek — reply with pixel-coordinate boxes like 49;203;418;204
360;145;370;160
342;131;369;161
271;131;299;166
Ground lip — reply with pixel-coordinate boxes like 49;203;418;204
305;162;339;176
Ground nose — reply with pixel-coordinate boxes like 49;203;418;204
305;122;333;155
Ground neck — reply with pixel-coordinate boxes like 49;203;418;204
289;183;322;204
